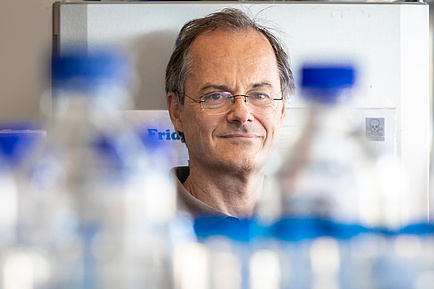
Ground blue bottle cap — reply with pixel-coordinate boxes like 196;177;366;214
52;49;130;91
193;216;253;242
0;123;45;167
301;65;356;103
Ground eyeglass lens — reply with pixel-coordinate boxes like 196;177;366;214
201;92;280;115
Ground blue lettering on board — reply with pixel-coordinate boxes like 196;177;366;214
147;128;181;141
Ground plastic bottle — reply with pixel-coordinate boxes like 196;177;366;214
0;141;19;289
271;64;407;231
15;47;177;289
0;125;47;289
0;141;18;250
252;64;411;289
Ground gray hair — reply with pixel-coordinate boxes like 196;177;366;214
165;8;295;142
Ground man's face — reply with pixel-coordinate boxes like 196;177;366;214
169;28;286;175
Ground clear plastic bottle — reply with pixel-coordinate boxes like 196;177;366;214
0;126;46;289
273;64;406;231
253;64;411;289
15;47;177;289
0;144;19;289
0;147;18;250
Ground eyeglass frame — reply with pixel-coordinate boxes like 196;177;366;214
177;91;285;115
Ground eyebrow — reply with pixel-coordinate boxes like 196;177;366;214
251;82;274;90
198;82;275;94
199;84;230;94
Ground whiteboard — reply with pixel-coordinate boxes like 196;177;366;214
54;1;429;224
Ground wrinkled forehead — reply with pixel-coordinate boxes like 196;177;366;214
190;27;274;58
187;28;279;85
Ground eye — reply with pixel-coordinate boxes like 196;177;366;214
249;92;272;101
202;92;229;103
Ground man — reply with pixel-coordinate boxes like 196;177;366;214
165;8;295;228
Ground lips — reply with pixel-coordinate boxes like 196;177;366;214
217;130;264;140
219;133;260;139
216;126;265;140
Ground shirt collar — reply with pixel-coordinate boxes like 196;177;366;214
171;166;232;226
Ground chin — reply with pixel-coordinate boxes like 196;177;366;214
219;156;264;175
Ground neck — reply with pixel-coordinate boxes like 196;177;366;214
183;165;265;218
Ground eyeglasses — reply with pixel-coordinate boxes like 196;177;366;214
182;91;284;115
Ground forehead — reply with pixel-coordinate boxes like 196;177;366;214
186;28;280;90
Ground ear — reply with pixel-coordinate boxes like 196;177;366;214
167;92;184;133
279;96;287;123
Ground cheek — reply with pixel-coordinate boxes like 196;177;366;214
264;116;284;143
181;110;218;143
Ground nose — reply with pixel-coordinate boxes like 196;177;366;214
227;95;254;124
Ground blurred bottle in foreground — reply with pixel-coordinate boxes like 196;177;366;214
0;139;19;283
12;47;177;289
260;64;408;231
0;125;47;289
252;64;420;289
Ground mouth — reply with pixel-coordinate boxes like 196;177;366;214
219;133;261;139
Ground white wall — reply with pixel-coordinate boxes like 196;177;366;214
0;0;57;125
56;2;430;224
